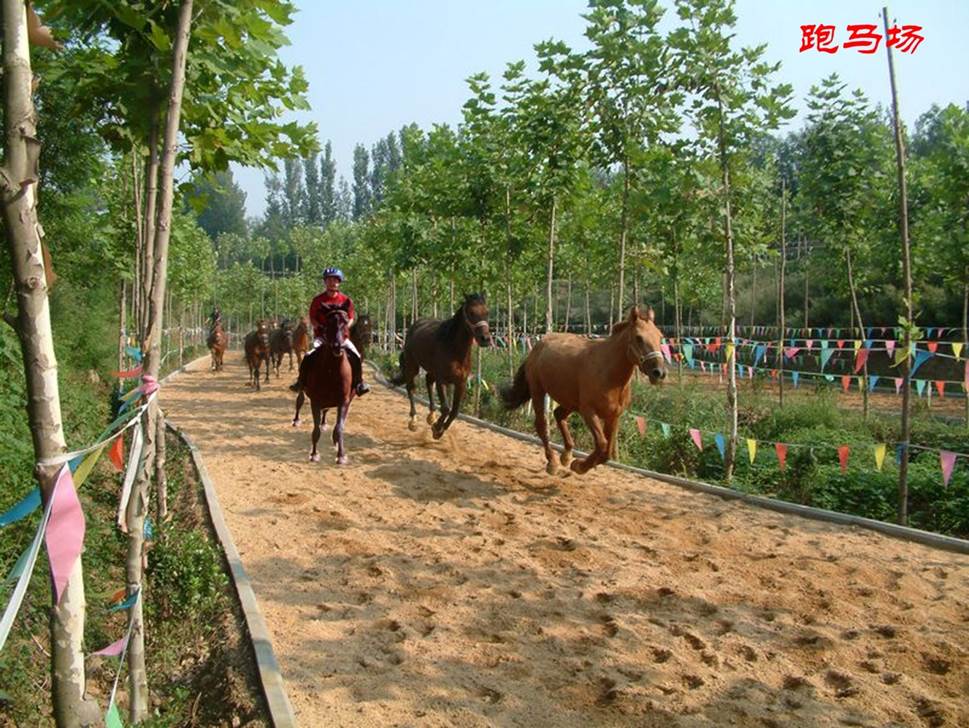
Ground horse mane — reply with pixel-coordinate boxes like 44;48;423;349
435;293;485;343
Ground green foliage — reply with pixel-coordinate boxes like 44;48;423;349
148;531;228;621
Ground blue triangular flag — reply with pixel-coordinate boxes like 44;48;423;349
792;371;800;388
868;375;879;391
0;488;41;527
910;349;933;377
714;433;726;460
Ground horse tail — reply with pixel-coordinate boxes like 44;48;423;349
500;362;530;410
389;351;406;386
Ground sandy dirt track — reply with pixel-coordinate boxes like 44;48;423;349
162;355;968;727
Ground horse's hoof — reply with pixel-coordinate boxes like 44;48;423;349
309;453;320;463
546;461;558;475
292;419;300;427
336;455;348;465
426;413;435;425
408;420;418;432
321;424;329;432
432;427;444;440
561;451;574;467
569;459;589;475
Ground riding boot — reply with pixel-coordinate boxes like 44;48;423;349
350;350;369;396
289;348;313;392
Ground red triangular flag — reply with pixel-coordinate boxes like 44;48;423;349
841;375;851;393
934;380;945;398
775;443;788;471
837;445;850;472
635;416;646;436
107;434;124;472
853;348;869;373
836;340;845;349
927;341;938;353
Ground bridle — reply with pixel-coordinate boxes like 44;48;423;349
463;308;490;336
628;344;664;368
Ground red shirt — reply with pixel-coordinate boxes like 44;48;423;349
309;290;354;339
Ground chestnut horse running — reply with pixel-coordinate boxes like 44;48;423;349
206;309;227;371
293;316;310;365
243;320;271;391
292;301;354;464
501;306;666;475
390;294;492;439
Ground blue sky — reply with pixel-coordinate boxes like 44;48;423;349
232;0;969;218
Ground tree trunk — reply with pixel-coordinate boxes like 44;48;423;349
155;408;167;524
0;5;101;724
563;275;573;333
132;153;143;331
963;278;968;430
118;279;127;392
617;157;630;323
717;96;739;484
845;249;869;419
883;6;913;526
127;2;193;720
803;249;809;331
140;122;160;341
778;180;787;408
585;287;592;335
545;197;556;333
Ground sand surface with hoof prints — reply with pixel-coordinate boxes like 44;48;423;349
162;355;969;727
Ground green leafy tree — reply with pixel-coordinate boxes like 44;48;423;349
352;143;372;220
188;169;247;240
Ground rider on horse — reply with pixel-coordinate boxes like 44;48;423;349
289;267;370;396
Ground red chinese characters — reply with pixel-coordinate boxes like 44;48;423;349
799;23;924;54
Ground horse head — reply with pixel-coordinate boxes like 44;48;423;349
321;302;350;355
280;318;294;346
462;293;492;347
616;305;666;384
256;319;271;348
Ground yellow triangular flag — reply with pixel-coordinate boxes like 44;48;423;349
953;342;964;359
874;443;886;471
853;339;862;351
857;376;864;392
725;342;735;362
72;444;106;489
746;438;757;463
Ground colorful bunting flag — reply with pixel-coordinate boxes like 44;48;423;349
746;438;757;463
837;445;850;473
853;348;869;373
868;375;879;392
0;489;41;527
927;341;938;353
71;444;106;489
885;340;896;357
635;416;646;436
775;443;788;471
952;342;963;359
44;466;85;605
940;451;957;488
107;435;124;472
894;377;903;394
841;375;851;393
714;433;725;460
660;422;671;438
689;428;703;450
910;350;933;377
111;366;142;379
105;703;124;728
93;637;127;657
934;380;945;398
874;444;886;471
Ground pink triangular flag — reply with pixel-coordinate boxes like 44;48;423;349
853;348;870;373
44;466;86;605
689;428;703;450
940;450;956;488
93;637;127;657
837;445;850;473
775;443;788;471
934;380;945;398
635;416;646;436
660;343;672;363
805;339;814;350
894;377;903;394
784;346;800;360
885;340;896;357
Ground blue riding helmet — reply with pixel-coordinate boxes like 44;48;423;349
323;267;344;282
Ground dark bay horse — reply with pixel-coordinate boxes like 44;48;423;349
501;305;666;475
243;320;271;391
207;309;227;371
293;316;310;365
292;302;354;464
391;294;492;439
350;313;373;359
270;319;295;377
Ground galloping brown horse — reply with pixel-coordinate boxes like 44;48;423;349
206;309;227;371
391;294;492;439
350;313;373;359
243;320;271;391
293;316;310;365
501;305;666;475
292;302;354;464
269;319;296;377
